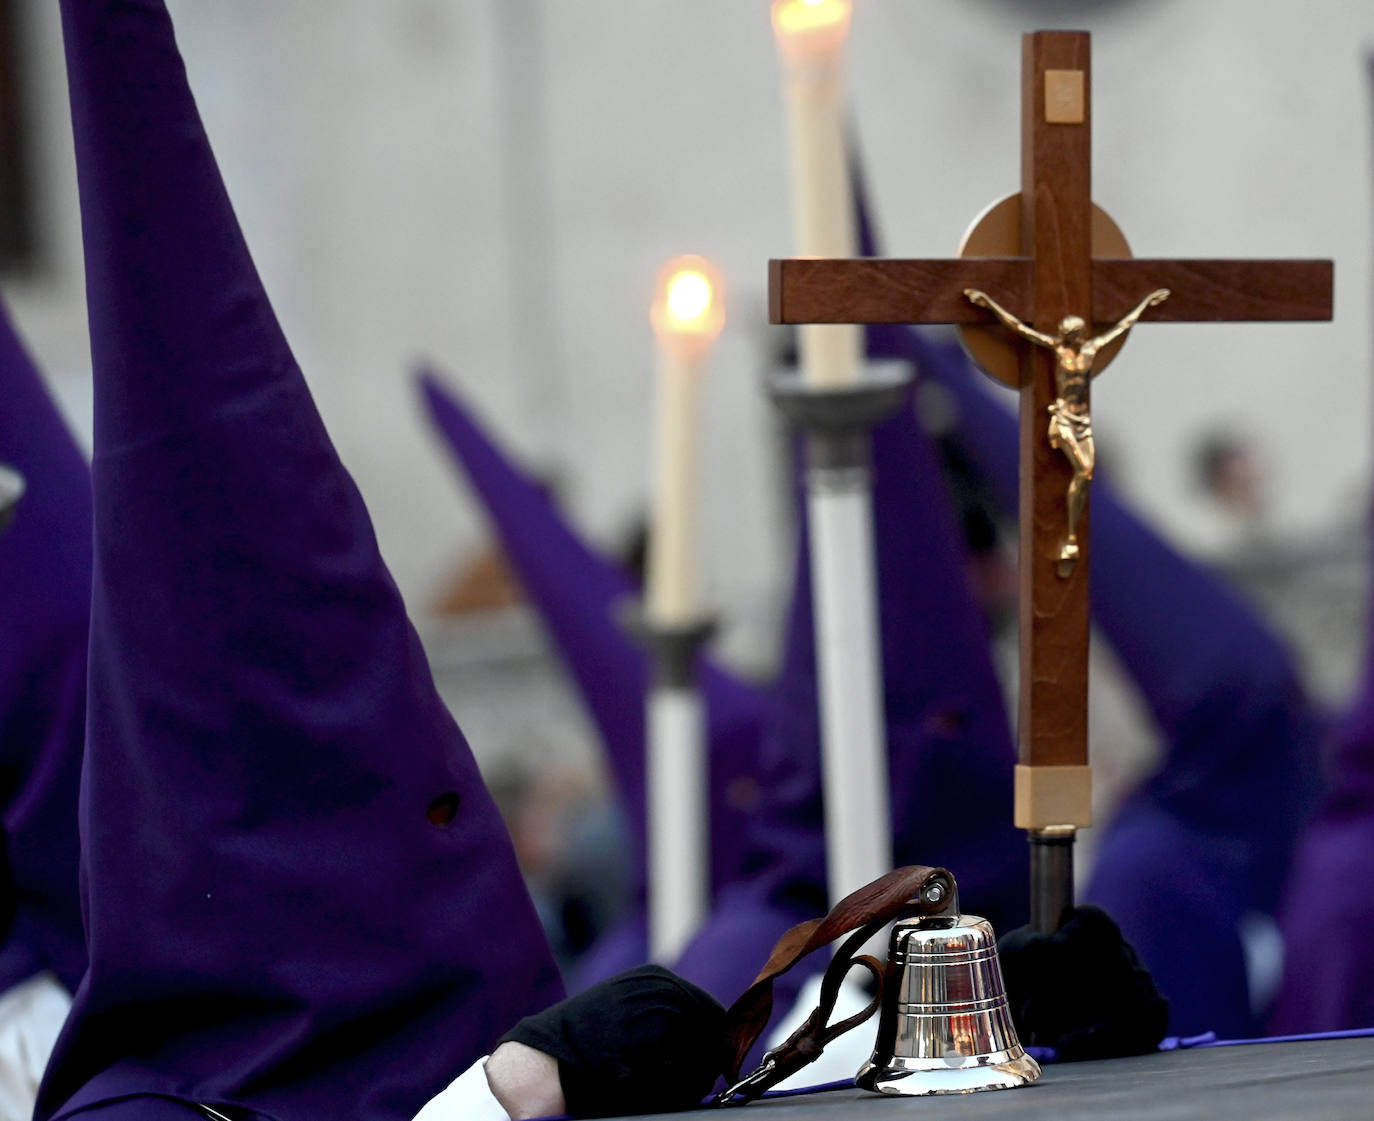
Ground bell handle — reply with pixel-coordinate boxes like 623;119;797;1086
718;864;957;1092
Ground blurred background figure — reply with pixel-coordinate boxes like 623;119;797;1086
486;755;632;975
1182;428;1271;559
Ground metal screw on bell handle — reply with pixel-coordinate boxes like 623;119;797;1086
855;906;1041;1096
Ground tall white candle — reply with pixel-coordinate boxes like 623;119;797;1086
773;0;863;387
646;256;723;627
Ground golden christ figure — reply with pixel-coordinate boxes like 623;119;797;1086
963;287;1170;576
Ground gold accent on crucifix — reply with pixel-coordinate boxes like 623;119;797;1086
964;287;1169;575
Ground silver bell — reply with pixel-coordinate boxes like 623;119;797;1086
855;910;1041;1095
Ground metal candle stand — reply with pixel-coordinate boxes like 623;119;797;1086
768;361;913;910
625;608;719;963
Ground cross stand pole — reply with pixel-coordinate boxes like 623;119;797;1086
1029;825;1075;932
769;362;913;912
626;608;718;963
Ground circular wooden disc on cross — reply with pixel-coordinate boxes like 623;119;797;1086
957;193;1133;387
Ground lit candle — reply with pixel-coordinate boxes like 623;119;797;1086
646;255;724;627
772;0;862;387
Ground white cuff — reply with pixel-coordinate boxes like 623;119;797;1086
0;972;73;1121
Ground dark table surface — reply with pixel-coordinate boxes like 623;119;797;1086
616;1037;1374;1121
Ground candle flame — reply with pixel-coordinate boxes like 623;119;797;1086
653;255;725;344
772;0;851;37
667;271;713;326
772;0;852;65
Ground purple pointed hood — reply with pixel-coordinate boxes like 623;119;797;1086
0;304;90;997
1265;51;1374;1037
1269;502;1374;1036
1330;636;1374;804
417;370;766;906
40;4;561;1119
867;324;1323;1037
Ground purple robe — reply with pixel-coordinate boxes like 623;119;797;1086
0;305;90;998
1265;52;1374;1037
869;325;1322;1038
38;3;562;1119
1268;769;1374;1032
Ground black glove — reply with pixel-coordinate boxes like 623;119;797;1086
998;905;1169;1061
499;964;726;1117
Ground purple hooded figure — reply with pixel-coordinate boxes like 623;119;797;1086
416;371;767;985
0;305;90;1004
867;324;1323;1039
38;3;562;1119
1268;653;1374;1033
1264;53;1374;1038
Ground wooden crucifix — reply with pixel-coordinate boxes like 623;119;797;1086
769;30;1333;931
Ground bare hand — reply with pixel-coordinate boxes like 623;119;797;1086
965;288;988;306
1147;289;1170;306
484;1041;566;1121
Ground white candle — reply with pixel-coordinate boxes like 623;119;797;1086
646;256;723;627
773;0;863;387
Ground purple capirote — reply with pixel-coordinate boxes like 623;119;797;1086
39;3;563;1119
870;325;1322;1039
0;302;90;999
1269;486;1374;1029
416;370;767;918
1264;51;1374;1038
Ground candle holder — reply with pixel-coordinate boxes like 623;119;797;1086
622;603;720;962
768;361;913;469
767;360;913;914
0;464;24;536
624;607;720;690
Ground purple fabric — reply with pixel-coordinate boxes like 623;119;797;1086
867;325;1322;1038
568;911;648;993
417;371;766;906
58;1100;216;1121
1270;632;1374;1031
0;305;90;997
40;4;562;1119
1270;761;1374;1032
1266;52;1374;1036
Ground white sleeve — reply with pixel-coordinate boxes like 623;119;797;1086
0;971;73;1121
412;1056;511;1121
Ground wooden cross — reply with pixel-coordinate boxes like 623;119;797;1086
769;30;1333;927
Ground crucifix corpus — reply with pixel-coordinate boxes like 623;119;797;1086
768;30;1333;932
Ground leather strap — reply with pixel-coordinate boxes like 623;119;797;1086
715;865;955;1105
